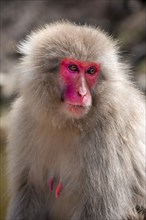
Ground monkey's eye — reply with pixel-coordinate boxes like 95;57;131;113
68;64;78;72
87;67;97;75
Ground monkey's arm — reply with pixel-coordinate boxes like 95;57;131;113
6;98;49;220
7;183;48;220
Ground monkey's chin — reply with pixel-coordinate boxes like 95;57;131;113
64;103;89;119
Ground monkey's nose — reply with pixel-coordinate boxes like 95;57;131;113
77;90;87;98
77;84;88;97
77;77;88;98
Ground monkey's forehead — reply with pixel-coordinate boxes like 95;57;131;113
18;21;121;77
19;21;116;61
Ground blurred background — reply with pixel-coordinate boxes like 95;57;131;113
0;0;146;219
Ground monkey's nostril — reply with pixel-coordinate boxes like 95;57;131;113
77;91;86;97
77;91;82;97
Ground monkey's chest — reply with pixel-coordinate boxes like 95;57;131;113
34;130;83;219
46;153;82;220
47;185;81;220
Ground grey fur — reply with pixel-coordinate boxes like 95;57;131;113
6;21;146;220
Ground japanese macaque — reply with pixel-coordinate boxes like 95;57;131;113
6;21;145;220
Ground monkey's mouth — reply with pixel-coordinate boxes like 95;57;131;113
64;102;89;118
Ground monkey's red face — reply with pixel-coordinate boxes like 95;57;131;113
60;58;100;118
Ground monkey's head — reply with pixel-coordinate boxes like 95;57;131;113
18;21;125;128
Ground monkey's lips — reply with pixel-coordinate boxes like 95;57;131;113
64;102;89;118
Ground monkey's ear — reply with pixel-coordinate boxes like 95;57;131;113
47;58;60;73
